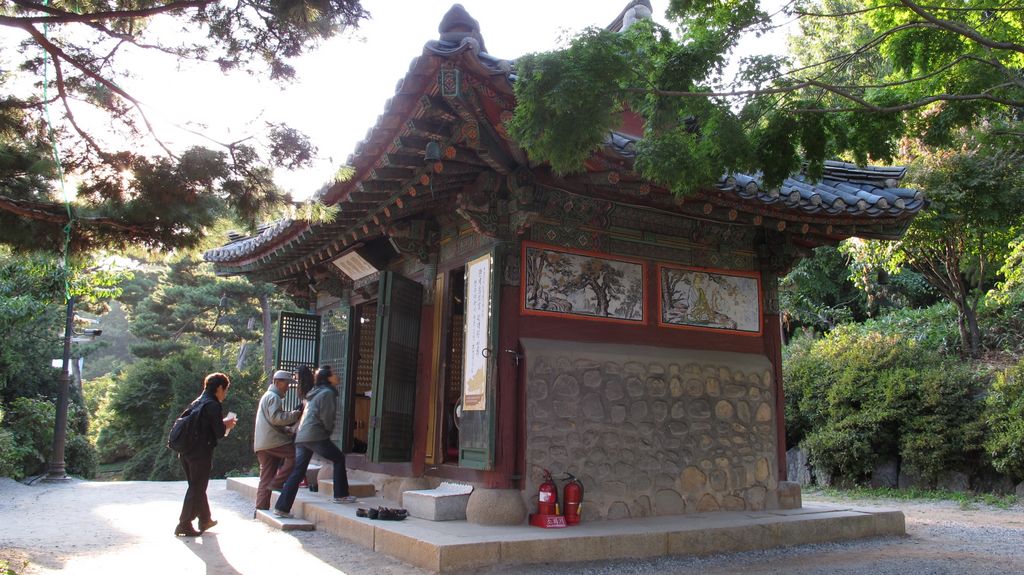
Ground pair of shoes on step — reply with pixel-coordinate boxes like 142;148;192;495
356;506;408;521
332;495;358;504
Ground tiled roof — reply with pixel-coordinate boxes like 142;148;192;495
204;219;297;263
204;3;924;276
606;132;924;219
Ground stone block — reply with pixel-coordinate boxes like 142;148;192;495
374;528;439;571
873;510;907;535
785;447;811;484
404;482;473;521
438;542;502;572
502;532;667;564
466;488;528;525
318;479;376;498
397;476;432;506
936;471;970;492
255;509;314;531
776;480;802;509
302;503;375;549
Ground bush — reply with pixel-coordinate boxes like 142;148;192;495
98;349;261;480
0;397;97;480
785;314;987;487
0;425;17;478
984;359;1024;480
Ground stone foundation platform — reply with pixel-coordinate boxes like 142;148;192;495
227;477;905;573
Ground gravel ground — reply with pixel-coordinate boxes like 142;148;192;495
1;478;1021;575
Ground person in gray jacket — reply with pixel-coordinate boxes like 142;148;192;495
253;370;302;511
273;365;357;517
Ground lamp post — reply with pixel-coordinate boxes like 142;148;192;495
44;296;76;481
44;296;102;481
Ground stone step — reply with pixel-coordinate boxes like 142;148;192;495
255;509;315;531
404;482;473;521
318;479;376;498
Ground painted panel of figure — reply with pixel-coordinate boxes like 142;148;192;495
658;264;761;334
522;242;645;324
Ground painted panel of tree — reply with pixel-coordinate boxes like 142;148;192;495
659;264;762;335
522;242;645;324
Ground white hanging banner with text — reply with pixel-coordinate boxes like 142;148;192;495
462;254;491;411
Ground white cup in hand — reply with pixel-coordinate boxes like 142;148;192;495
224;412;238;435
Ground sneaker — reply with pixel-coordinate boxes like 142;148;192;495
332;495;358;504
272;509;293;519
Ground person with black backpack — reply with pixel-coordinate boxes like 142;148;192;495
174;372;237;537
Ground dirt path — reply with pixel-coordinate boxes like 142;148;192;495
1;479;1021;575
0;478;427;575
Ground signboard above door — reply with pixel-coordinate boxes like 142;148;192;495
332;250;378;280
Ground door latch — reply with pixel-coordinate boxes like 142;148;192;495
504;348;523;367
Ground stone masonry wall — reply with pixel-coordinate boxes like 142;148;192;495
522;338;779;520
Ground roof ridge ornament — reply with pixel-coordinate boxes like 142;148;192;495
438;4;487;54
608;0;653;32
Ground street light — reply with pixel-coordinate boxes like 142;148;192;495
44;297;101;481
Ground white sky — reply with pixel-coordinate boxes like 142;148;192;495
120;0;791;201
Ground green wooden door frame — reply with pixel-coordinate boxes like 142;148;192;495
367;271;423;462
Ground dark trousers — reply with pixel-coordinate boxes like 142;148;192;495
178;451;213;525
255;443;296;510
274;439;349;513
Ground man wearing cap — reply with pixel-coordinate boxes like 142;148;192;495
253;370;303;511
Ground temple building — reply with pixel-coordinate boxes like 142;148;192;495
204;1;924;524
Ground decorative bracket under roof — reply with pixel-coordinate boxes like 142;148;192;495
439;65;518;175
756;230;807;276
387;219;440;264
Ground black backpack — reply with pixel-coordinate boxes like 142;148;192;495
167;398;209;454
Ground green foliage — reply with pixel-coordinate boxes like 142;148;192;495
785;314;987;486
127;258;272;358
101;349;261;480
1;0;366;252
0;251;64;403
510;1;1023;195
508;27;637;175
984;359;1024;480
811;485;1019;509
0;557;28;575
0;397;96;479
840;132;1024;357
0;418;17;479
781;246;867;333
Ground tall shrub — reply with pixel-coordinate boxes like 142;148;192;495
0;397;97;479
985;359;1024;481
100;349;260;480
785;312;986;486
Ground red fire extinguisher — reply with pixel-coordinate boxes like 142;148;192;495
563;473;583;525
537;469;558;516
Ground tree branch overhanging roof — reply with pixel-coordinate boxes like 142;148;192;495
204;2;925;280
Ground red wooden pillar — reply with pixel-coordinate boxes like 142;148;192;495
763;311;787;481
488;283;521;488
411;302;435;477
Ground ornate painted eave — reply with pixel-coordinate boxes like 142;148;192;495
203;9;520;280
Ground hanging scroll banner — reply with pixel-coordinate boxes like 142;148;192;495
462;253;491;411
